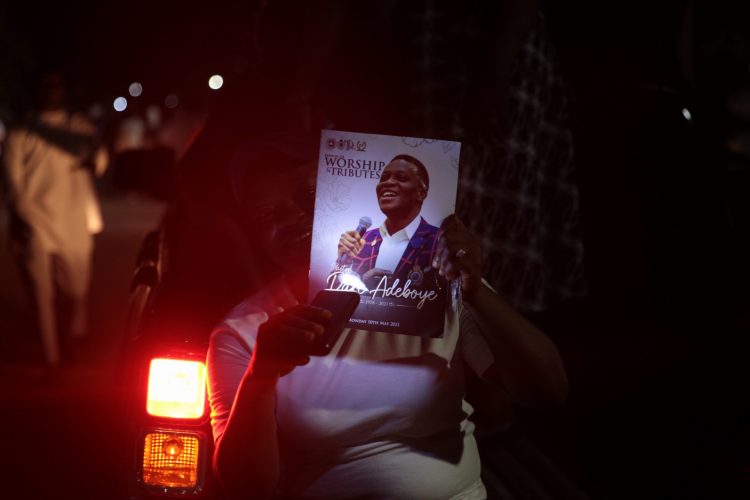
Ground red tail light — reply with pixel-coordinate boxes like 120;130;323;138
146;358;206;419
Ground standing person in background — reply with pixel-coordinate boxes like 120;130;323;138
3;70;108;369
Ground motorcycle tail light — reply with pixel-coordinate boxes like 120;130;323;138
142;431;200;488
147;358;206;419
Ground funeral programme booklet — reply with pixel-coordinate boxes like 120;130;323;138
308;130;461;338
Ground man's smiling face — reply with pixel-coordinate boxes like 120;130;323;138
376;159;426;217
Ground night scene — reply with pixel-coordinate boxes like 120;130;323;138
0;1;749;499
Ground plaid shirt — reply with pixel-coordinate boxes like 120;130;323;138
351;217;440;284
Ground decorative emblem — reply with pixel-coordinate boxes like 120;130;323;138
330;137;366;152
408;265;424;286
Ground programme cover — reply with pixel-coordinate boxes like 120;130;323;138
308;130;461;338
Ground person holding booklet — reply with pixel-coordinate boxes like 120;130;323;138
207;134;568;499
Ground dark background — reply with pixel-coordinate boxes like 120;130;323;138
1;1;750;499
0;0;251;112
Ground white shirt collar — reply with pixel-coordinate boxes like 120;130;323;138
379;214;422;242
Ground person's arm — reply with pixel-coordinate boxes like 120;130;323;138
212;362;281;499
2;129;32;244
434;215;568;408
210;303;331;499
465;284;569;408
70;113;108;176
3;129;26;206
92;146;108;177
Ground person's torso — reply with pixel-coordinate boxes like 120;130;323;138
12;111;96;251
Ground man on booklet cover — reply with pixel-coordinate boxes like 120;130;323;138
337;154;441;290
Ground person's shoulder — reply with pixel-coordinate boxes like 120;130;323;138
69;112;96;134
417;217;440;236
211;280;296;352
210;293;269;353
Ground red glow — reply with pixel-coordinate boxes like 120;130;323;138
146;358;206;419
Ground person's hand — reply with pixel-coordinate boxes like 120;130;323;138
432;215;483;300
249;304;332;380
338;230;365;259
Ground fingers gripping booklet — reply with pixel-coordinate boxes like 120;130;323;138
307;130;461;338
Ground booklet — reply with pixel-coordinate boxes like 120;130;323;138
308;130;461;338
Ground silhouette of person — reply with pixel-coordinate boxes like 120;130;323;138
207;132;569;499
3;71;107;366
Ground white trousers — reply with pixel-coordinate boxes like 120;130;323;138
23;235;92;366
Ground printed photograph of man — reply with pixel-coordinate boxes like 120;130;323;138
337;154;441;290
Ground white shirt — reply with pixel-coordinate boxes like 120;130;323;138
3;110;107;252
374;214;423;272
207;280;496;499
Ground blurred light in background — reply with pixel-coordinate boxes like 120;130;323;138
682;107;692;121
208;74;224;90
165;94;179;109
114;97;128;112
146;105;162;129
88;103;105;120
129;82;143;97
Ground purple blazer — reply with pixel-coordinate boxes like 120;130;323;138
351;217;441;287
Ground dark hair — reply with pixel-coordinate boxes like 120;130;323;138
389;154;429;192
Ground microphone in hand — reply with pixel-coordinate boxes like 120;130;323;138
337;216;372;267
